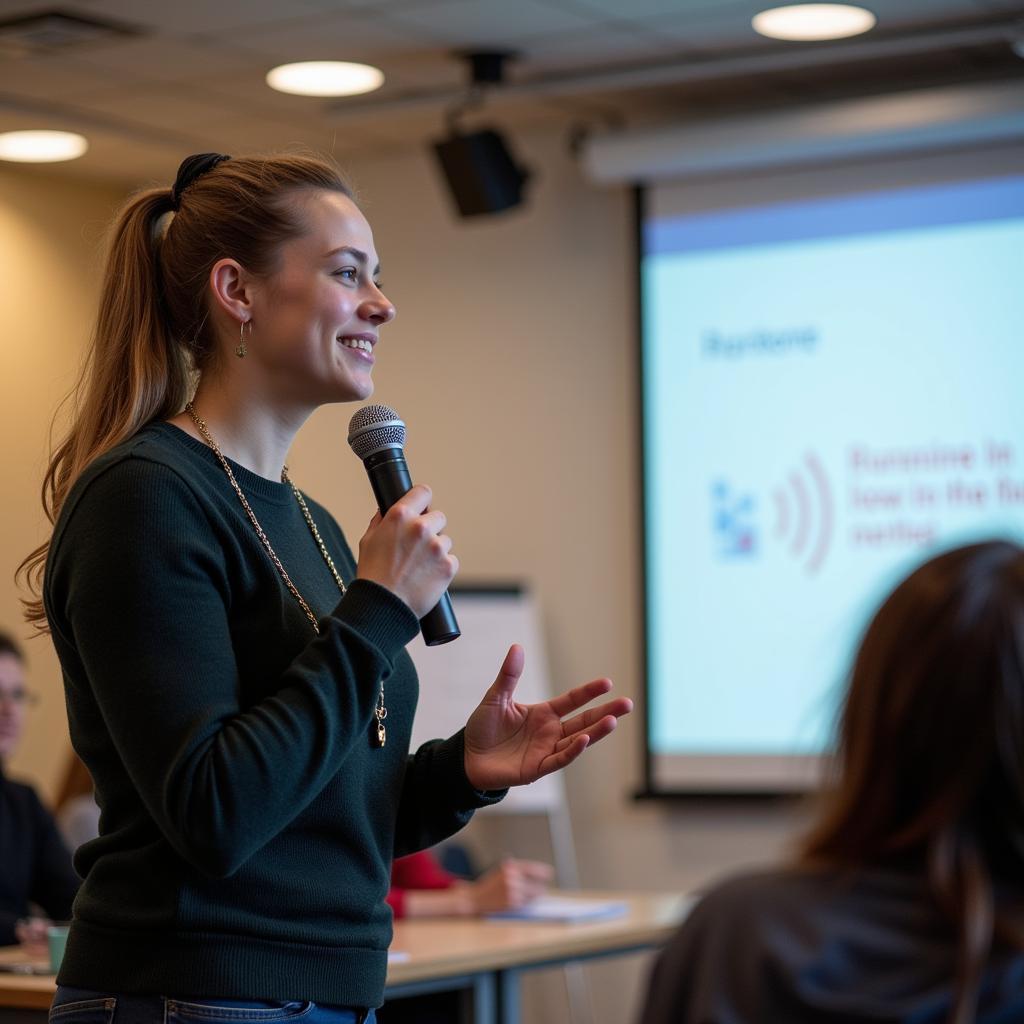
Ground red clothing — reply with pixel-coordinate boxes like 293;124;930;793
387;850;455;919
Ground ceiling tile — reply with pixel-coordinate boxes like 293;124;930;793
973;0;1024;11
860;0;1020;22
299;0;448;11
358;50;464;91
3;0;1020;187
0;87;206;153
0;52;120;102
62;35;267;86
630;10;784;51
66;87;252;127
328;107;440;147
556;0;750;19
224;8;434;60
178;111;396;157
320;77;572;132
153;102;396;160
518;25;694;72
62;0;330;35
383;0;603;47
55;142;179;187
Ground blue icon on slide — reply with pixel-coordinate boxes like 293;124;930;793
712;481;757;557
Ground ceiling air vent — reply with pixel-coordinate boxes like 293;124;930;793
0;9;141;57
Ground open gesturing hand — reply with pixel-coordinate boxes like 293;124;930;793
463;645;632;792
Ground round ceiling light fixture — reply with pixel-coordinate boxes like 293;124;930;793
753;4;877;41
266;61;384;97
0;130;89;163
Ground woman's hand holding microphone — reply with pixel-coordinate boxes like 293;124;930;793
355;484;456;619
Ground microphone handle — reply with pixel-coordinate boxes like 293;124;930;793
365;450;461;646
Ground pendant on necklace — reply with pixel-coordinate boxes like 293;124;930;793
373;688;387;747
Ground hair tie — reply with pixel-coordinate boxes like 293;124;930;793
170;153;231;211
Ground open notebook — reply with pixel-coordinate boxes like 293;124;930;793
486;896;628;923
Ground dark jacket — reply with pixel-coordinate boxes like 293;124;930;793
0;767;80;944
639;866;1024;1024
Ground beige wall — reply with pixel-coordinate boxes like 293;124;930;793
0;166;126;800
0;140;802;1022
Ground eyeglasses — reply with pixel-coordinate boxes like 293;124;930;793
0;688;39;709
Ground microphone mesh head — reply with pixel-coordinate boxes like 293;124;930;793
348;404;406;459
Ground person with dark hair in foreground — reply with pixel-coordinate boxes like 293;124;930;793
0;631;79;948
21;151;630;1023
639;540;1024;1024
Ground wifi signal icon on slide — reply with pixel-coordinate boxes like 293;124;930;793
772;452;834;574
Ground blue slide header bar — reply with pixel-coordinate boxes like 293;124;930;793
645;174;1024;256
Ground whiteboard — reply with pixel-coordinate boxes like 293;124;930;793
407;587;564;813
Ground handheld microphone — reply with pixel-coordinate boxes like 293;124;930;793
347;404;461;646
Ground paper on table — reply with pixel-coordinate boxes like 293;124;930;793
486;896;628;923
387;950;410;963
0;945;51;973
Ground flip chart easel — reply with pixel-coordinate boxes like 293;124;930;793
407;586;579;884
406;586;593;1024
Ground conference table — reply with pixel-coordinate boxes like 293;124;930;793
0;891;689;1024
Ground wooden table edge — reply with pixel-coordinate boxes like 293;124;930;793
0;891;691;1009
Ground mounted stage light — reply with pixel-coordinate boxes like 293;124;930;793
431;51;531;219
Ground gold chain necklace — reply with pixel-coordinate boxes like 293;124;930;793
185;401;387;747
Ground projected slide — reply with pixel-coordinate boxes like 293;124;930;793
642;175;1024;790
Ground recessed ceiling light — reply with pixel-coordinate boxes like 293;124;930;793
266;61;384;97
0;129;88;162
753;4;876;42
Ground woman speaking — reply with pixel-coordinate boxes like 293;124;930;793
20;152;631;1024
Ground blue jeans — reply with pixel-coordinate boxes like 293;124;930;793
50;988;376;1024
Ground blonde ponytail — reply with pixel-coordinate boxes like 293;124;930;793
18;188;187;631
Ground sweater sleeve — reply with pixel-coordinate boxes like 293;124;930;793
392;729;505;858
46;457;420;880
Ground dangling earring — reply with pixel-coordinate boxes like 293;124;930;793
236;320;250;359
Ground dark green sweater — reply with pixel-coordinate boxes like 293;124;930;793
44;421;502;1007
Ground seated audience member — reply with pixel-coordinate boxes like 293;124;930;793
639;540;1024;1024
378;848;552;1023
387;848;552;919
0;631;80;947
55;751;100;853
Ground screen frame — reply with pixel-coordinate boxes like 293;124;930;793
633;148;1024;797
